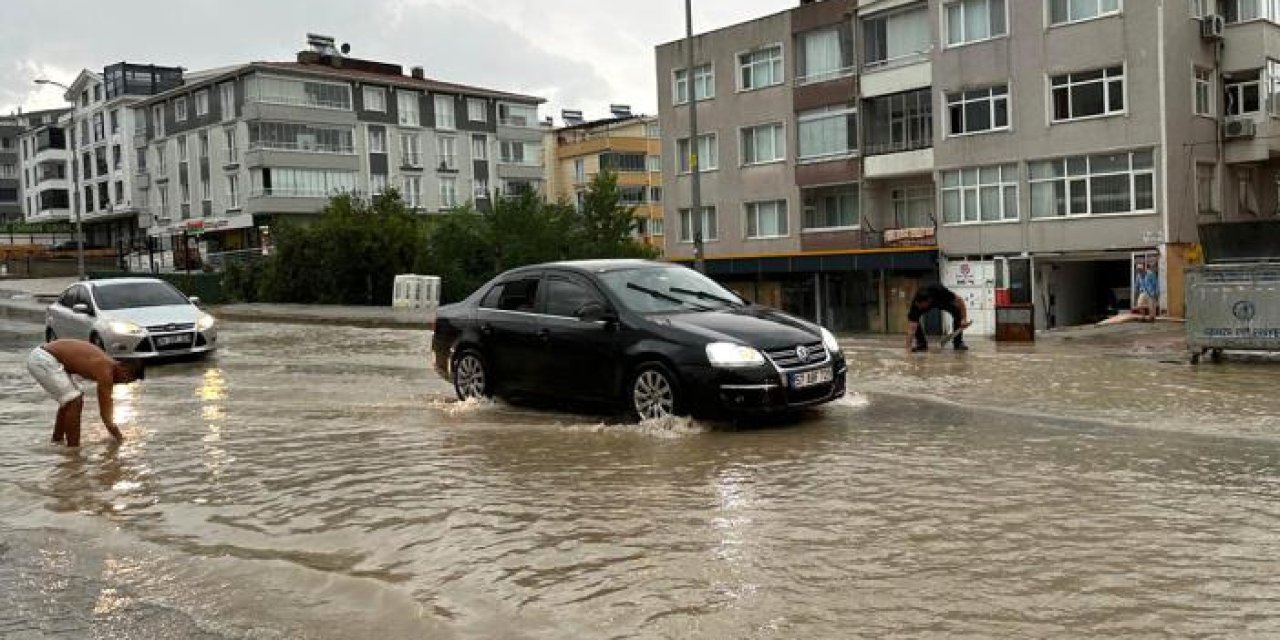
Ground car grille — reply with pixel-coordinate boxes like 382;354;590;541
764;341;828;370
147;322;195;333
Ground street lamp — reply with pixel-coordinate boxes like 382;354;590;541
685;0;706;274
34;78;85;281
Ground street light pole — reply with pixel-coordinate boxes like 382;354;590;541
685;0;706;274
34;78;85;281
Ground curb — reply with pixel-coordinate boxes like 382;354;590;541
0;299;46;325
211;307;433;330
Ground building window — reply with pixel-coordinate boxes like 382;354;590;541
370;174;388;195
369;127;387;153
437;136;457;169
474;178;489;199
136;148;147;172
471;134;487;160
646;122;661;138
396;91;420;126
863;5;932;68
112;144;122;170
95;147;108;176
673;64;715;104
745;200;789;239
403;176;422;208
1225;72;1262;116
678;206;717;242
676;133;718;173
600;152;646;172
224;128;238;163
802;185;859;229
255;168;356;198
647;154;662;172
220;82;236;121
620;185;648;205
0;164;13;178
93;113;105;142
245;75;352;110
110;109;120;134
198;133;209;159
180;176;190;205
1049;0;1122;25
93;85;101;102
1196;163;1218;214
740;122;785;165
1194;67;1215;116
248;122;354;154
363;87;387;112
152;105;165;137
85;186;95;213
498;102;538;127
177;135;188;160
739;45;784;91
798;106;857;160
945;0;1007;46
401;133;421;166
864;89;933;155
435;95;456;130
195;90;209;117
1029;149;1155;217
797;26;854;84
155;145;166;174
649;186;663;202
468;98;487;122
200;175;210;206
500;140;542;165
1051;65;1125;122
440;176;458;208
228;174;239;209
1269;60;1280;116
82;152;93;180
175;97;188;122
651;216;665;236
942;164;1018;224
893;186;936;228
947;85;1009;135
573;158;586;183
1217;0;1280;22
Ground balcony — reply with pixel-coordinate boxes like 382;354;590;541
1223;114;1279;164
247;140;354;155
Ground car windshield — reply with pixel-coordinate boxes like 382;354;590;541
599;266;744;314
93;282;191;311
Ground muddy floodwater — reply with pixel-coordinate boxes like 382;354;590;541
2;321;1280;639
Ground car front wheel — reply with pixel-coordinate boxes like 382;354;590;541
453;350;491;401
631;363;682;421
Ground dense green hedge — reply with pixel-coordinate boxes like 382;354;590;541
89;272;229;305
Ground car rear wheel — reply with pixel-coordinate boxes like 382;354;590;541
631;363;682;421
453;350;491;401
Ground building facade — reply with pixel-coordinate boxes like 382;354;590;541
132;40;546;259
659;0;1280;334
12;108;75;225
1;114;24;222
546;112;665;251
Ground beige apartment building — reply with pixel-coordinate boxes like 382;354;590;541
545;110;665;252
658;0;1280;334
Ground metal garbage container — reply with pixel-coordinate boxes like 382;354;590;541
1186;263;1280;363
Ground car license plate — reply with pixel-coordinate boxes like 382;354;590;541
791;367;833;389
156;334;191;347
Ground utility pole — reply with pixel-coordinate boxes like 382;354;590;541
685;0;706;274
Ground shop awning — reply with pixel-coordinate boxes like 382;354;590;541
669;247;938;276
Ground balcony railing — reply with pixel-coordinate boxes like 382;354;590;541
402;152;422;167
795;67;856;86
863;136;932;157
249;188;336;198
247;141;355;155
499;155;542;167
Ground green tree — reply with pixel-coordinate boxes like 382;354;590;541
573;170;659;260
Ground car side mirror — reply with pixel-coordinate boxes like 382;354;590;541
72;303;92;316
189;296;201;306
576;301;616;324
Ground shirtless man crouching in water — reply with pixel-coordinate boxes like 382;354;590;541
27;339;144;447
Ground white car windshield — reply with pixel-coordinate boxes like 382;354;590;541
599;266;744;314
93;282;190;311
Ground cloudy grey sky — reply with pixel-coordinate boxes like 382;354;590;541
2;0;788;120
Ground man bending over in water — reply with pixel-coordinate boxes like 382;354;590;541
27;339;144;447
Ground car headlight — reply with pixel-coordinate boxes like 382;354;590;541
820;327;840;354
706;342;766;368
197;313;216;331
108;320;146;337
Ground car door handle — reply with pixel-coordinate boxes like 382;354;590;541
480;323;493;336
537;328;551;342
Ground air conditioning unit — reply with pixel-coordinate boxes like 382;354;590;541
1224;117;1257;139
1201;14;1225;40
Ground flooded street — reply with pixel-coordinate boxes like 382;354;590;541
2;320;1280;638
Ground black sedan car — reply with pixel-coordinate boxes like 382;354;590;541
431;260;847;420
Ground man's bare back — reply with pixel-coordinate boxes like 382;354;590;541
28;340;142;447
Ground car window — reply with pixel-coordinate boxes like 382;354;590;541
93;282;190;310
599;266;744;314
543;277;600;318
493;278;540;312
479;283;505;309
57;287;78;308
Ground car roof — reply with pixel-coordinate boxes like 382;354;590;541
537;259;670;275
87;278;169;287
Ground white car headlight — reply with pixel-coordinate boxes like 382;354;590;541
197;313;216;331
820;327;840;354
108;320;146;337
706;342;766;368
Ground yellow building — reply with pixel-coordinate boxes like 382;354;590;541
546;112;663;253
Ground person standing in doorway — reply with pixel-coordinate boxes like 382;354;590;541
27;339;144;447
1135;260;1160;321
906;284;972;352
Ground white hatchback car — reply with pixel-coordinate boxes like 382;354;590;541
45;278;218;359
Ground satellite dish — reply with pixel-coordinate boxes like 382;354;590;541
340;43;351;54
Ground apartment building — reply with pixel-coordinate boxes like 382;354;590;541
132;36;546;256
546;109;665;251
656;0;939;334
11;108;75;225
660;0;1280;334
